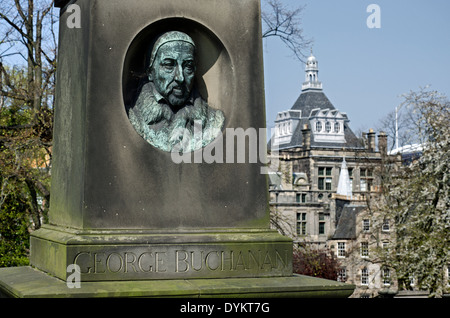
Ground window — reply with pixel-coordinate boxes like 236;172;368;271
318;178;324;190
348;168;354;190
337;267;347;282
363;219;370;232
325;178;332;190
296;213;307;236
382;219;390;232
361;268;369;285
361;242;369;257
318;167;333;191
318;222;325;235
337;242;346;258
382;267;391;286
315;121;322;132
296;193;307;203
318;213;325;235
325;121;331;133
360;168;373;192
360;179;367;192
334;122;340;133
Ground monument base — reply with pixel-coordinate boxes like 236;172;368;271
30;225;294;281
0;266;355;298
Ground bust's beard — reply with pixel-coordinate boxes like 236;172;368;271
144;100;172;126
167;94;187;110
145;97;208;131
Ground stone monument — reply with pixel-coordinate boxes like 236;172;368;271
0;0;354;297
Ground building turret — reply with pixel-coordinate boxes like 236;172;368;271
302;51;323;92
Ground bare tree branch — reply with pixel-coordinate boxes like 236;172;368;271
262;0;312;62
0;1;55;237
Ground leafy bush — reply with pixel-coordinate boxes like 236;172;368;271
293;246;340;280
0;193;31;267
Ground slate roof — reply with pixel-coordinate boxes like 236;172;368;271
332;205;366;240
268;172;282;190
268;90;363;150
291;90;335;116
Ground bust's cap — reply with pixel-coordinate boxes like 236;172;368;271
148;31;196;70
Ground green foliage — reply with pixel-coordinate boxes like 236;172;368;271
376;89;450;297
0;56;53;269
0;192;31;267
0;69;52;267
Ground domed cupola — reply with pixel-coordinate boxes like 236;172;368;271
306;54;318;69
302;50;322;92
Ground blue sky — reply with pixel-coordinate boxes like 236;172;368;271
262;0;450;135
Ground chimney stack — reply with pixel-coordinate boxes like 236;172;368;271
367;129;376;152
302;124;311;150
378;131;387;155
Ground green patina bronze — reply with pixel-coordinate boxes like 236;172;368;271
128;31;225;153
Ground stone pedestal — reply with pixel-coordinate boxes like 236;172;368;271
0;0;354;298
30;226;292;282
0;266;354;298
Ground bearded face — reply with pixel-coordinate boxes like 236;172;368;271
149;41;196;110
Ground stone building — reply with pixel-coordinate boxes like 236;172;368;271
330;196;398;298
267;53;399;297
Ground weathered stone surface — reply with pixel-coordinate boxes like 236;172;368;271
49;0;268;231
30;225;292;281
24;0;286;286
0;266;355;298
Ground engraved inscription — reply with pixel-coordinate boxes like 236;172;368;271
73;248;289;276
74;251;168;274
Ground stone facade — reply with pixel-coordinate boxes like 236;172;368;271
268;53;399;297
330;197;398;298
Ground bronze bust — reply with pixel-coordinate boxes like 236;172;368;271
129;31;225;153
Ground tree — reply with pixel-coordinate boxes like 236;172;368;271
262;0;312;62
293;244;340;281
0;0;56;266
373;88;450;297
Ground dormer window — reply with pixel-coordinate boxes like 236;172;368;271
334;122;340;133
310;108;347;143
316;121;322;132
273;110;301;146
